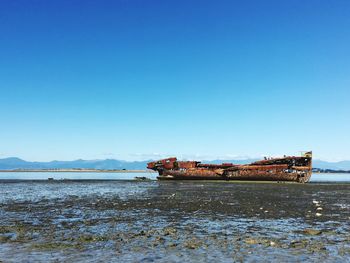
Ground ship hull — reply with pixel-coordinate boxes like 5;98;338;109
158;168;311;183
148;152;313;183
156;176;309;182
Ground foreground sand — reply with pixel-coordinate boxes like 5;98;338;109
0;180;349;262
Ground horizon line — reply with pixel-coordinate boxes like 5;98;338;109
1;156;349;163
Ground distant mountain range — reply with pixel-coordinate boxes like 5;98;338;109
0;157;150;170
1;157;350;171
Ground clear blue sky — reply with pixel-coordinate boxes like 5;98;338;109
0;0;349;161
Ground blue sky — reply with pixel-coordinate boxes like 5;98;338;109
0;0;349;161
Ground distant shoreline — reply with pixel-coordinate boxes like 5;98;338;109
0;169;349;174
0;169;155;173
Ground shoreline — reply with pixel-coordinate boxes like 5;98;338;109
0;179;349;184
0;170;348;174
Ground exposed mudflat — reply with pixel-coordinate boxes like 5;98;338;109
0;180;350;262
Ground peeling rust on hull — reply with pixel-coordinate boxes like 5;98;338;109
147;152;313;183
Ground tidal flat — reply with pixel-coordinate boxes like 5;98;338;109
0;180;350;262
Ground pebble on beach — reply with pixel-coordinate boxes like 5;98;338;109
303;229;322;235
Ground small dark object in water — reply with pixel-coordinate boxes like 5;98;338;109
48;178;54;181
134;176;151;181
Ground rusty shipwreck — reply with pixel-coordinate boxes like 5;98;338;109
147;152;313;183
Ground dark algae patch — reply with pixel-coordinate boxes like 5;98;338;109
0;181;350;262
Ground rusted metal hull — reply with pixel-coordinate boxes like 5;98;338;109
147;152;312;183
158;168;312;183
161;169;223;180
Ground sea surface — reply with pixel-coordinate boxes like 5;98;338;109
0;172;349;182
0;173;349;262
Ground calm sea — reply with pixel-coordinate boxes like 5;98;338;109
0;172;348;182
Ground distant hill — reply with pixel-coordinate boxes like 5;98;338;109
1;157;350;171
312;160;350;171
0;157;150;170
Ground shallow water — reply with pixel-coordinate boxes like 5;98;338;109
0;180;350;262
0;181;157;203
0;172;349;182
0;171;158;180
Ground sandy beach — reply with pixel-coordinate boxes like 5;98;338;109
0;180;349;262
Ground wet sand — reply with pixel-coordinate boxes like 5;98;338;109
0;181;350;262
